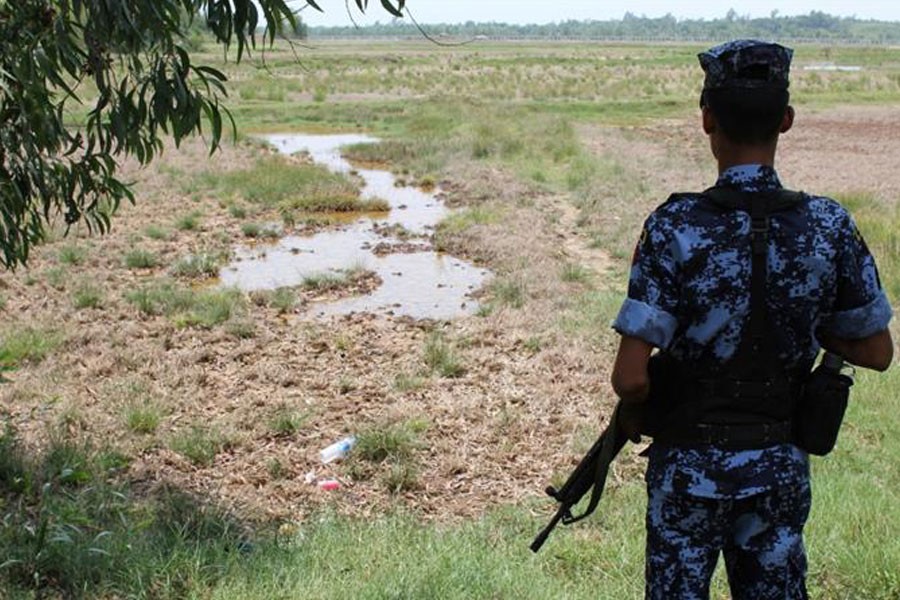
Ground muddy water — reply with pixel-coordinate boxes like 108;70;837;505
219;134;490;320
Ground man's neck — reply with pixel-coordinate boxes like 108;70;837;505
714;138;778;174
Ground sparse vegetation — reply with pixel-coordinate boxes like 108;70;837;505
241;222;280;239
125;280;246;328
347;420;426;493
194;155;389;214
57;244;87;265
423;332;465;378
171;253;221;278
123;248;159;269
490;277;527;309
0;326;61;369
44;266;67;289
268;406;307;437
170;427;230;467
175;211;202;231
228;203;248;219
269;287;298;313
561;262;591;283
125;402;163;434
144;224;172;240
72;282;103;309
1;37;898;600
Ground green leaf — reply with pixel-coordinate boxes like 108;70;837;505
380;0;404;17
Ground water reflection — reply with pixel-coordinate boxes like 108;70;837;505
219;134;490;320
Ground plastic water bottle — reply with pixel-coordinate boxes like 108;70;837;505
320;436;356;464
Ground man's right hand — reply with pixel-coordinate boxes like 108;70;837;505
618;400;646;443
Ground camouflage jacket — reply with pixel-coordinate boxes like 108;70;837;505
614;164;893;498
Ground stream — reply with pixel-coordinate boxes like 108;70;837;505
218;134;490;320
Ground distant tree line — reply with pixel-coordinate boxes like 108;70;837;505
308;11;900;44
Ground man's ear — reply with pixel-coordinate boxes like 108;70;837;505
702;106;716;134
780;105;795;134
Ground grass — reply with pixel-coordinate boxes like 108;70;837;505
125;280;246;328
72;282;103;309
393;372;426;392
561;262;591;283
125;402;163;434
267;406;307;437
422;331;465;378
144;224;172;240
490;277;527;309
347;420;426;493
5;39;900;599
227;203;248;219
123;248;160;269
171;252;222;278
268;287;297;313
169;427;230;466
44;266;67;289
834;191;900;301
194;155;389;214
57;244;87;265
175;211;202;231
0;426;248;596
299;266;372;293
0;326;61;370
240;222;280;239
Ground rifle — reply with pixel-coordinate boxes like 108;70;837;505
530;401;629;553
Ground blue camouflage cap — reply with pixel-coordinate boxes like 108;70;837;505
698;39;793;91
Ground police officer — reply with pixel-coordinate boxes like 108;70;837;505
610;40;894;599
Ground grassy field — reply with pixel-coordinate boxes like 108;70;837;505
2;39;899;598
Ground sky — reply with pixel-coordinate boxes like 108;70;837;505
297;1;900;27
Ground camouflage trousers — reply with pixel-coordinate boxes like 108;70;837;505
645;481;811;600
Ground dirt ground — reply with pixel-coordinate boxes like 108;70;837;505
1;105;898;525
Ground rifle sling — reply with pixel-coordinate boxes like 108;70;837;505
565;402;627;524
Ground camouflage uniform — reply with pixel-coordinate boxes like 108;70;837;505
613;41;893;599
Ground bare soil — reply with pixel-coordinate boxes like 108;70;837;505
1;105;897;525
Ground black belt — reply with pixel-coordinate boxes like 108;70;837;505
658;421;793;448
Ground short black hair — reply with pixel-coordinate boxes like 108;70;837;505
701;86;790;145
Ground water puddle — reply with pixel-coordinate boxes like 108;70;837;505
219;134;490;320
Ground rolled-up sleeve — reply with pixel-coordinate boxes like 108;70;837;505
612;210;680;349
613;298;679;348
819;213;893;338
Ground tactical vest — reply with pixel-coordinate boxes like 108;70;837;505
644;186;812;449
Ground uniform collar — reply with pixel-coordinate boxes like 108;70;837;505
715;164;783;192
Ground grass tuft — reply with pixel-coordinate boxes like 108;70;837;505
144;224;172;240
0;326;61;370
423;332;465;378
171;253;221;278
123;248;160;269
169;427;230;467
174;211;202;231
57;244;87;265
268;406;307;437
125;402;163;434
72;282;103;309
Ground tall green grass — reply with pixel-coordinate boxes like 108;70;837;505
0;426;249;597
194;155;388;213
